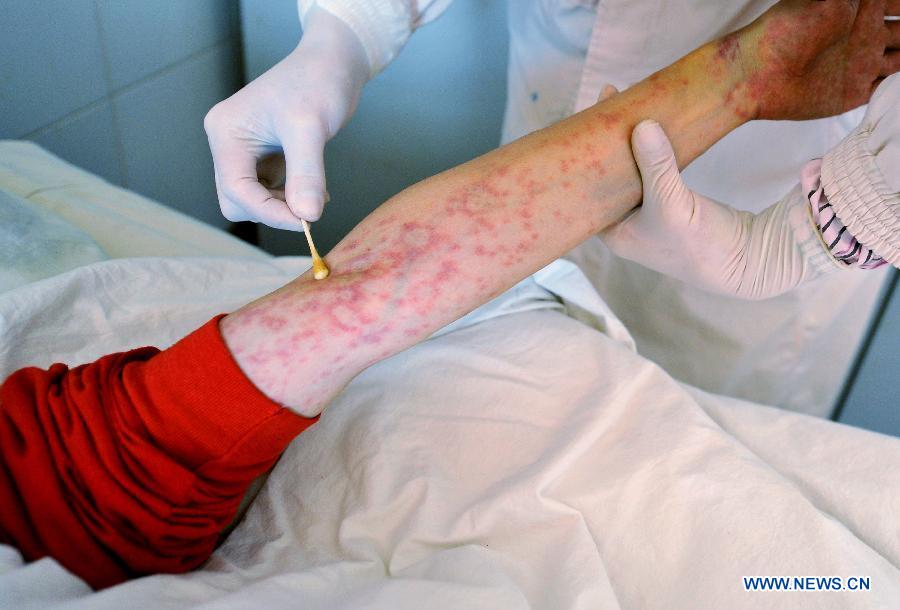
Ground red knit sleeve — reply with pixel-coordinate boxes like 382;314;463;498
0;315;316;589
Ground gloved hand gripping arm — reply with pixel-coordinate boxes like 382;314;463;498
600;70;900;300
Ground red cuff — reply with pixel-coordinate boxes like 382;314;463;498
0;315;316;588
123;314;315;471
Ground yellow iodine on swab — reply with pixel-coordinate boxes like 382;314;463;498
300;219;330;280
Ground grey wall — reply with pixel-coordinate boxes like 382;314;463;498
1;0;241;230
240;0;509;253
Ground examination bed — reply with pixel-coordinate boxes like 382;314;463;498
1;142;899;609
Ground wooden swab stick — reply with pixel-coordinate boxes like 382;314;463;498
300;219;330;280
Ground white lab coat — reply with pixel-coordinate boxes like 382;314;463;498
301;0;889;416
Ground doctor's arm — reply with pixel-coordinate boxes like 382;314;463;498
1;0;893;589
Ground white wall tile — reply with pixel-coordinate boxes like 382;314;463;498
97;0;237;90
239;0;299;81
30;102;123;185
0;0;107;137
114;43;241;229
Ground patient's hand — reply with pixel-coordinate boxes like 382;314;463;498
735;0;895;120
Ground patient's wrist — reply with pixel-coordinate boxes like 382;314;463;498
715;32;760;122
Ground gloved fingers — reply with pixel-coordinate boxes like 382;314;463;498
246;190;308;230
213;168;253;223
212;139;304;231
630;120;693;216
257;153;287;190
256;152;313;211
281;122;329;222
597;84;619;103
599;120;687;256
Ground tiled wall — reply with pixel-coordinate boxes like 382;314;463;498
1;0;241;229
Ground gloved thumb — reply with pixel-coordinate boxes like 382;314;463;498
283;125;329;222
598;119;694;255
630;119;691;210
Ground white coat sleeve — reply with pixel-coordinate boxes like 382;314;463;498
297;0;454;77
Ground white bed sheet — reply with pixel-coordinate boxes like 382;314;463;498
1;142;899;608
1;255;899;610
0;140;266;260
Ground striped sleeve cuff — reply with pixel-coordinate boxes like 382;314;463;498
803;160;887;271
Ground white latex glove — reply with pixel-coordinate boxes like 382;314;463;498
204;7;369;228
599;120;838;300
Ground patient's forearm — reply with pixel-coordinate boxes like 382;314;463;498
221;37;753;415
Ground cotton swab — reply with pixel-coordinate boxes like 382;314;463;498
300;219;330;280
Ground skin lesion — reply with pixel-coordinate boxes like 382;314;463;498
223;0;890;416
716;32;742;64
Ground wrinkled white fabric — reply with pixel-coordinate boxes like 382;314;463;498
0;141;267;260
2;254;900;609
0;188;107;293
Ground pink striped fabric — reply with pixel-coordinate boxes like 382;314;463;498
803;160;886;270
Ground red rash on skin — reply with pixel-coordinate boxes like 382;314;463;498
435;260;459;282
225;12;824;414
291;330;316;342
716;33;741;63
375;215;397;228
594;112;623;130
259;315;287;331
